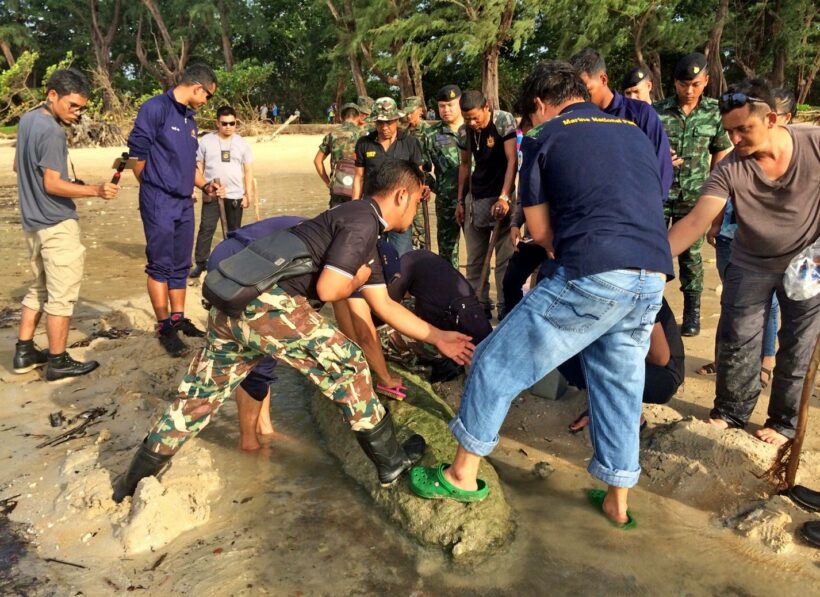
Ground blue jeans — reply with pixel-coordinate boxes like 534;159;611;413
716;236;779;357
450;267;665;488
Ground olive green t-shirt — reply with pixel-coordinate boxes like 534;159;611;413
700;125;819;273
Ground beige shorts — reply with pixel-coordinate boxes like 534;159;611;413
22;218;86;317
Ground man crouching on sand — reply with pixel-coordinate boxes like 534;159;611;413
113;159;474;502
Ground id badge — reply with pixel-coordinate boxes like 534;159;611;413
221;150;231;162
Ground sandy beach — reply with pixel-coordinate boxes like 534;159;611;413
0;135;817;595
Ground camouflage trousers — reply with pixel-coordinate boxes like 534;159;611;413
146;286;385;456
329;194;352;209
665;200;704;293
435;193;460;269
412;205;427;249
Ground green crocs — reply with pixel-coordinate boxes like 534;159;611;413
587;488;636;530
409;464;489;503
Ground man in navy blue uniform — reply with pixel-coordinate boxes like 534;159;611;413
128;64;221;357
410;61;673;530
570;48;673;199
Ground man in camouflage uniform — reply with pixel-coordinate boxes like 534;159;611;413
403;96;433;249
358;95;375;133
423;85;464;268
112;160;474;503
313;102;363;208
655;53;732;335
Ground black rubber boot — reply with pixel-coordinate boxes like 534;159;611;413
354;411;426;487
681;291;701;337
112;441;173;503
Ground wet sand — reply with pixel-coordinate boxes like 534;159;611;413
0;137;818;595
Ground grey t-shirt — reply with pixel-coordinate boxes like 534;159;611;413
15;107;77;232
701;125;820;273
196;132;253;199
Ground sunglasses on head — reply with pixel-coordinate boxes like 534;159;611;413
219;120;236;126
719;92;769;113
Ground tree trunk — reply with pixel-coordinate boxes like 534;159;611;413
796;52;820;105
704;0;729;98
481;46;500;109
0;40;14;67
648;51;664;100
767;0;786;87
397;60;413;101
218;0;234;71
410;53;424;106
89;0;122;112
334;75;346;122
349;52;367;96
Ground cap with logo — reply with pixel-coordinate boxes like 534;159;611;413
370;97;405;121
673;53;708;81
621;67;651;90
436;85;462;102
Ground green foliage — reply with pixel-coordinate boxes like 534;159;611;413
41;51;74;94
204;60;276;120
0;50;39;124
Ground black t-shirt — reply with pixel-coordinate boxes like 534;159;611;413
389;250;474;305
354;130;423;190
278;199;387;300
458;109;517;199
657;297;685;385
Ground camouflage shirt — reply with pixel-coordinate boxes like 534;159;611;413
318;121;364;172
423;120;462;198
654;96;732;203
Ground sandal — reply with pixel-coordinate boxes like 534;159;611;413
568;409;589;434
587;488;636;530
696;362;717;376
376;382;407;401
760;367;773;389
409;464;489;503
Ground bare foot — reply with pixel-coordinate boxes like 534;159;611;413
256;421;275;436
706;418;730;430
568;414;589;433
602;491;630;525
754;427;789;447
238;436;261;451
443;466;478;492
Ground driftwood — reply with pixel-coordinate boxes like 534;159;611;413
67;117;126;148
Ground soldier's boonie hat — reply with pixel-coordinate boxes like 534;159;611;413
674;53;708;81
376;239;401;282
370;97;404;121
341;102;361;113
402;96;424;112
357;96;375;115
436;84;462;102
622;67;650;90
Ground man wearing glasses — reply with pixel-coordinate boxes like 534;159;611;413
128;63;221;357
189;105;254;279
12;69;119;380
669;79;820;447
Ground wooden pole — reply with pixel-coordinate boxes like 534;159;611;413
477;220;501;300
785;335;820;488
252;177;260;222
257;112;299;143
422;198;431;251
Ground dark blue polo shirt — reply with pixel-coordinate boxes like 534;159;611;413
520;102;673;281
604;91;673;200
128;89;199;198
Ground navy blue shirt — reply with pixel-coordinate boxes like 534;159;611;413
520;102;673;281
604;91;673;200
207;216;306;271
128;89;199;198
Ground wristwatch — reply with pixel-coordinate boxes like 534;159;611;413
498;194;510;203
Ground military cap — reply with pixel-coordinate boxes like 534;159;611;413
436;84;462;102
340;102;361;113
622;67;651;90
402;96;424;112
370;97;404;121
674;53;708;81
357;95;375;115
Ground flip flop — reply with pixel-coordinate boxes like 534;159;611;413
568;409;589;434
409;464;489;503
696;362;717;376
760;367;773;390
376;382;407;401
587;488;636;530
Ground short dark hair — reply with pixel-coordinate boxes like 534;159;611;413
460;90;487;112
365;158;424;197
722;78;776;116
516;60;590;116
180;63;217;88
341;106;359;120
569;48;607;76
216;105;236;119
773;87;796;118
46;68;91;98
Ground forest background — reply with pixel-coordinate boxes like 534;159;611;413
0;0;817;137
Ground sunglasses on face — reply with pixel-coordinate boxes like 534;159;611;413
719;92;769;113
219;121;236;126
195;82;214;101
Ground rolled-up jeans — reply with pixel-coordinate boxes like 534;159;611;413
449;267;665;488
712;262;820;437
